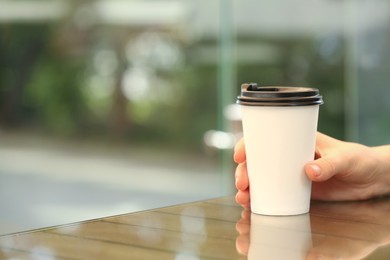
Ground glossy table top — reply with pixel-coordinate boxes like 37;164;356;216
1;196;390;259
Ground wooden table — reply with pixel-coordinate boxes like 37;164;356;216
1;196;390;259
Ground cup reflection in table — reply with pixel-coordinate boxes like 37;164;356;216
236;198;390;259
236;210;311;259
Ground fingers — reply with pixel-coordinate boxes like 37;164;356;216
235;163;249;190
315;132;339;149
234;138;246;163
315;132;348;154
234;138;249;208
305;156;346;182
235;162;250;208
236;190;250;209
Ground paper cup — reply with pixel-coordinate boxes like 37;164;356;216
237;83;323;215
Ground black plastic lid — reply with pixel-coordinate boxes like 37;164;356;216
237;83;324;106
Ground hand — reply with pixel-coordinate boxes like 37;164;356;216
234;132;390;207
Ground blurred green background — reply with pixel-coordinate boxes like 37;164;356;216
2;0;390;147
0;0;390;234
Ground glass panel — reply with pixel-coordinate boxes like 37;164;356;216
233;0;346;140
0;0;225;235
349;0;390;145
232;0;390;145
1;0;389;236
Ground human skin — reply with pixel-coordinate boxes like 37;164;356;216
234;132;390;208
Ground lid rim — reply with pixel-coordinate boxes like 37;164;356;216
237;83;323;106
237;96;322;102
237;100;324;106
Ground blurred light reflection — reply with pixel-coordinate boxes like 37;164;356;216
0;0;67;22
125;31;183;70
179;207;206;253
136;226;163;245
94;0;187;26
121;67;151;102
204;130;236;150
31;246;55;260
175;253;200;260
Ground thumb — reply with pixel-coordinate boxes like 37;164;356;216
305;156;342;182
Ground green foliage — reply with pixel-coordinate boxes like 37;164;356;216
25;57;87;135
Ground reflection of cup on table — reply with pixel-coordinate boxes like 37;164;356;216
237;83;323;215
248;213;312;259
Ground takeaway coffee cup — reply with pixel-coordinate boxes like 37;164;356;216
237;83;323;215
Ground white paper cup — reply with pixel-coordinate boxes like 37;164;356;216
237;83;323;215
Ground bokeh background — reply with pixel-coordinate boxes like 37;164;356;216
1;0;390;235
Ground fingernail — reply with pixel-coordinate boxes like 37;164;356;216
310;164;321;177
